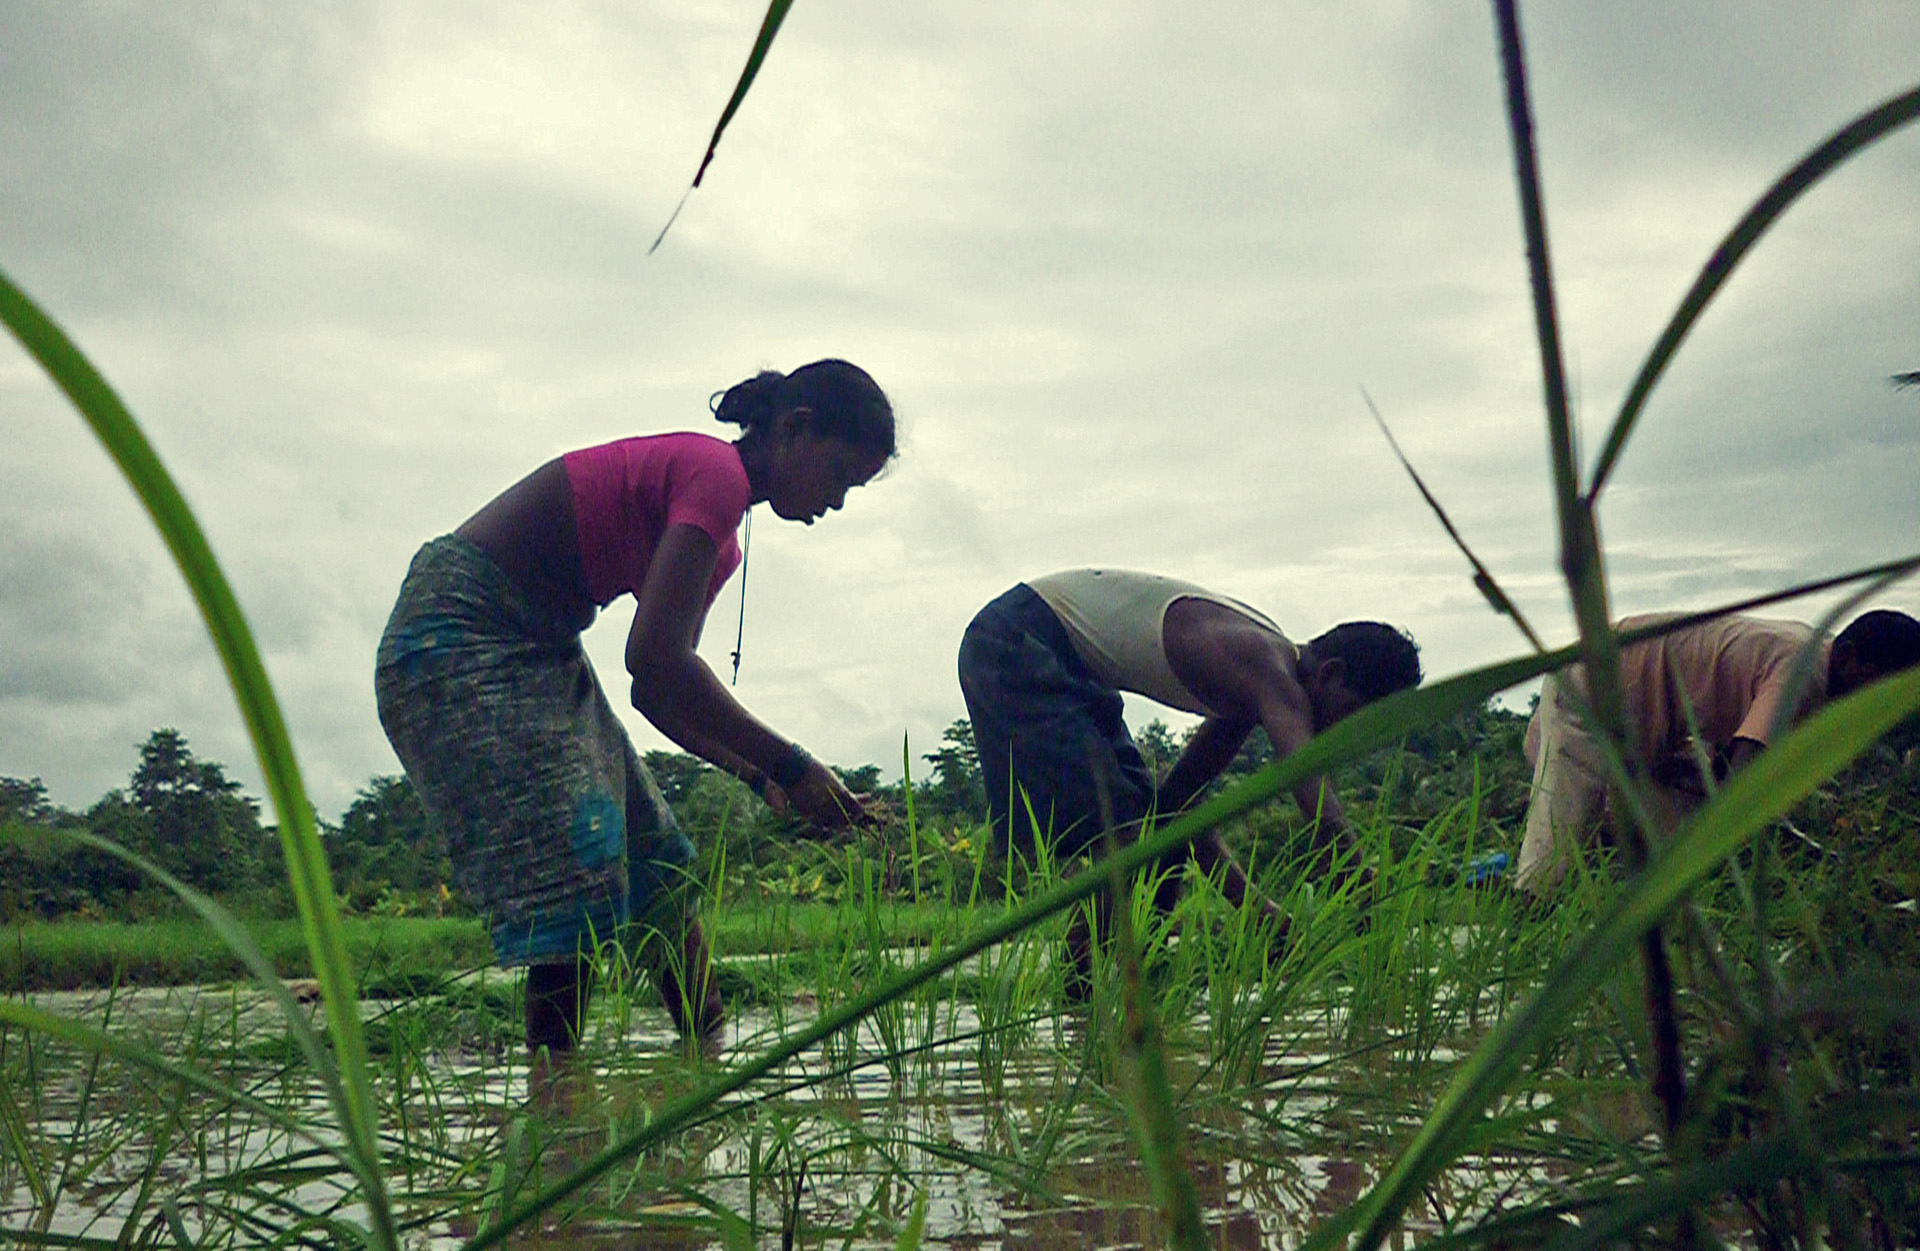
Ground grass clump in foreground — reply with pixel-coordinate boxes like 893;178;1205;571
5;5;1920;1248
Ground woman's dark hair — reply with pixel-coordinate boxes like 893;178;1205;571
1306;622;1423;702
712;359;895;462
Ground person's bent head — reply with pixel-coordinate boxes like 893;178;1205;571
1831;609;1920;699
715;360;896;524
1300;622;1422;730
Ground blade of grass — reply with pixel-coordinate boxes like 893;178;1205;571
1361;387;1545;652
1494;0;1690;1170
1092;762;1206;1251
1544;1094;1920;1251
0;266;393;1249
650;0;798;253
1588;82;1920;497
892;1190;928;1251
0;1045;52;1209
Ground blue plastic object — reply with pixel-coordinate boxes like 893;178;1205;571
1461;851;1509;885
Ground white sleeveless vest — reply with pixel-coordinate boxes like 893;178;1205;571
1026;568;1292;715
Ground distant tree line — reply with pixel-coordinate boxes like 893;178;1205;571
0;728;454;923
0;721;995;924
0;704;1544;923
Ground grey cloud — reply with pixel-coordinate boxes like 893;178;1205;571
3;2;1916;819
0;3;368;311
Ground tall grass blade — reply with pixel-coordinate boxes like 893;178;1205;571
160;1198;195;1249
1361;388;1545;651
650;0;798;253
1652;555;1920;631
1494;0;1695;1175
891;1190;928;1251
1492;0;1638;836
1491;0;1579;543
0;267;393;1248
1109;862;1207;1250
1544;1094;1920;1251
1320;666;1920;1251
1588;83;1920;497
0;1043;52;1209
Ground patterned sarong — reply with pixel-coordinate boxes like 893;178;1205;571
374;535;697;966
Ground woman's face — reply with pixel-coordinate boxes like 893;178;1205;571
765;416;889;525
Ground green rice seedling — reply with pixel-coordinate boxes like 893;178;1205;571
844;849;911;1088
1101;833;1207;1251
0;837;407;1244
0;1034;52;1226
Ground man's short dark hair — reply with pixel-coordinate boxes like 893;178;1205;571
1834;609;1920;690
1307;622;1422;701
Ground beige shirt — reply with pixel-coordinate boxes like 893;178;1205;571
1594;613;1831;767
1026;568;1293;716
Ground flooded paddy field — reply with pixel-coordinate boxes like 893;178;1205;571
2;911;1622;1250
9;767;1920;1251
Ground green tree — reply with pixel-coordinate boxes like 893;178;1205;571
0;777;75;919
1;776;60;826
643;750;714;808
920;719;985;822
331;775;450;910
0;782;147;920
1133;718;1183;785
80;790;152;905
128;728;266;894
836;763;883;792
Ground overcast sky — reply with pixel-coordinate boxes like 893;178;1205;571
3;1;1917;821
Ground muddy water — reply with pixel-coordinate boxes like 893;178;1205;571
3;980;1556;1248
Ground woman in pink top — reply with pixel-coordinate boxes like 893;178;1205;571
376;359;894;1054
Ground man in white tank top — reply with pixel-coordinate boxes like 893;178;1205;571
958;569;1420;995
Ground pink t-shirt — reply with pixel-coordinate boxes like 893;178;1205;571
562;433;749;609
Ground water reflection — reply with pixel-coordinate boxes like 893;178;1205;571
5;979;1550;1248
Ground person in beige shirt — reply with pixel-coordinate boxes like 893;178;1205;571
1516;609;1920;895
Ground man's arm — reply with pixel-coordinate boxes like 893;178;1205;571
1164;599;1355;878
1724;736;1764;774
1155;715;1253;813
1252;681;1352;874
1162;599;1355;904
1147;713;1269;912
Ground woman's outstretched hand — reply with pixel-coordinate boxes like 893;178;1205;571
783;760;878;835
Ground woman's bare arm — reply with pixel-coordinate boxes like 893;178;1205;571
626;524;866;829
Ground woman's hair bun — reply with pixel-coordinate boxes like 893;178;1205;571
713;360;895;462
711;370;790;430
